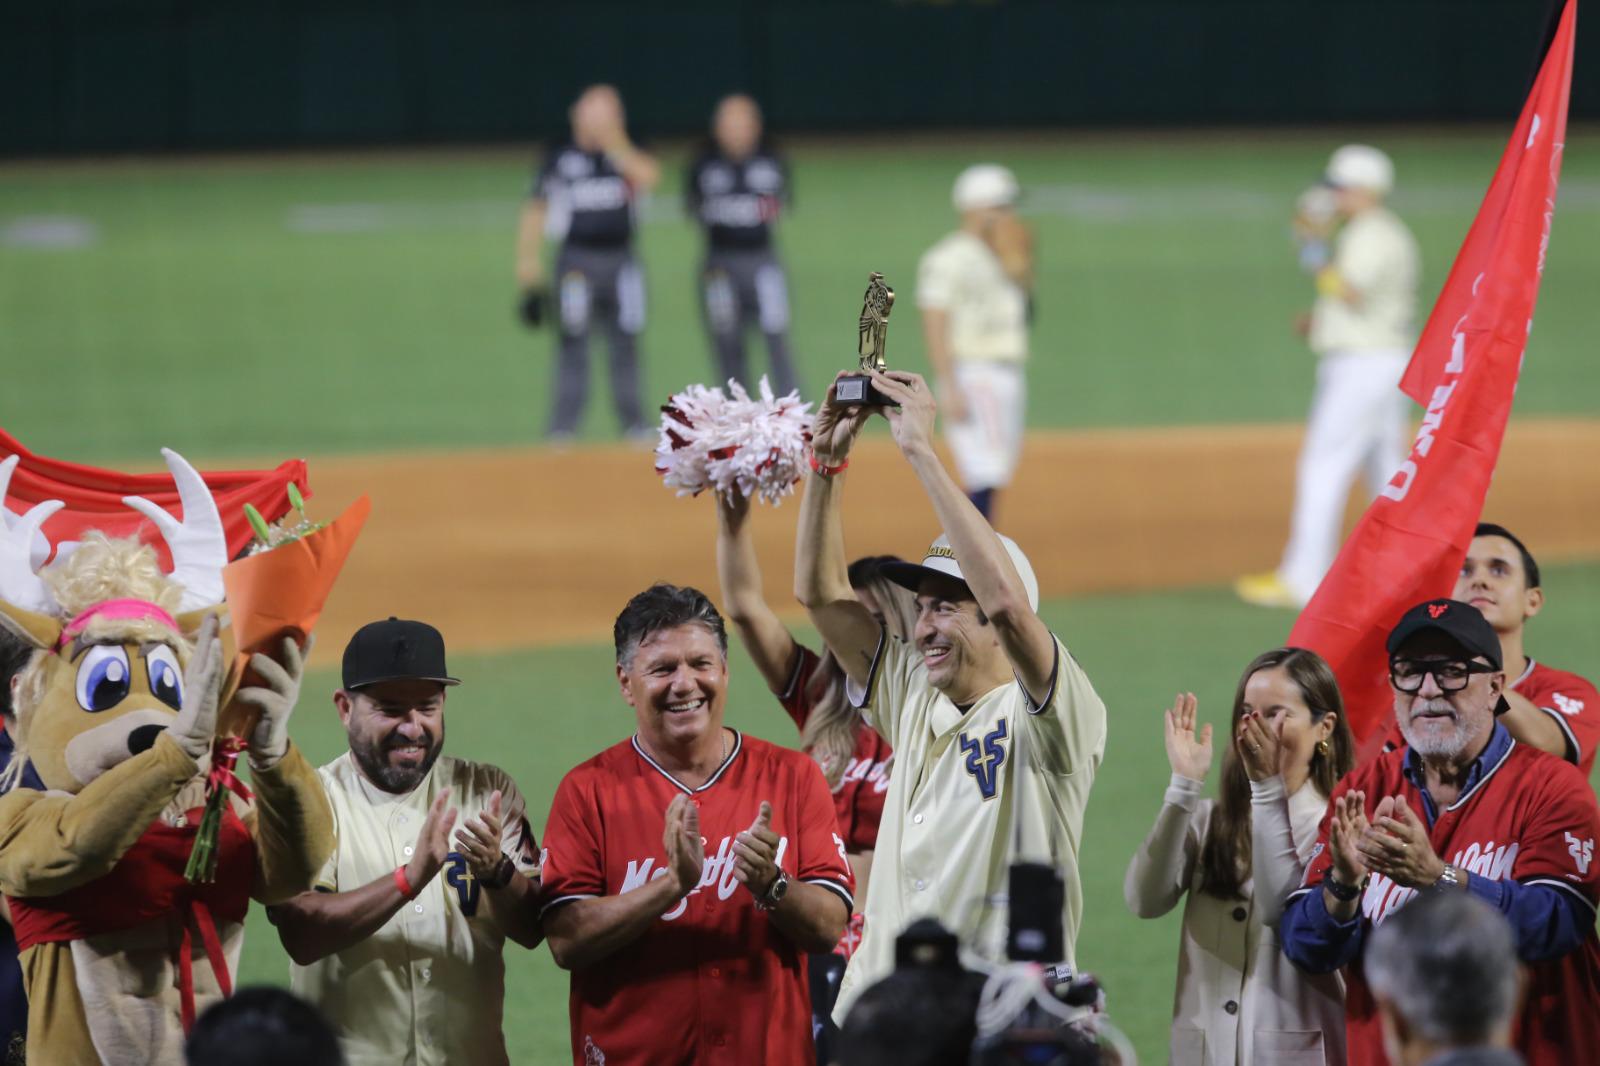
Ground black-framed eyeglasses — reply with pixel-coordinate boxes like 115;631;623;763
1389;657;1498;694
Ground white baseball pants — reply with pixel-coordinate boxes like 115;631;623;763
1278;348;1412;602
946;361;1026;492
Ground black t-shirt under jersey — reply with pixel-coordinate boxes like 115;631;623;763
532;143;637;249
684;144;790;251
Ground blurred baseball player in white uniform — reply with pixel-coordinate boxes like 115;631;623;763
916;164;1034;523
1238;145;1420;608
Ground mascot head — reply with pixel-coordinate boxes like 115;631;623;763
0;450;227;793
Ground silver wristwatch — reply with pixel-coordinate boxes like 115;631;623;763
1435;864;1465;891
756;870;791;911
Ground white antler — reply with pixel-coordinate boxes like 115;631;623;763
123;449;227;611
0;455;62;613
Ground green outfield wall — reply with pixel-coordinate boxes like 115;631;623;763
2;0;1589;155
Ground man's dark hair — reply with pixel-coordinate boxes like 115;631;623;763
186;986;343;1066
846;554;902;589
1475;522;1541;589
0;628;33;721
835;968;982;1066
613;583;729;668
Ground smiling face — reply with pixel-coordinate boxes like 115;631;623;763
1454;534;1543;634
1240;665;1335;784
336;679;447;794
617;623;728;752
913;575;1004;700
1392;632;1503;761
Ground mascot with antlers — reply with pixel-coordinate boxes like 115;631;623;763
0;450;333;1065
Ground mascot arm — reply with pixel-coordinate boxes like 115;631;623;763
0;734;199;897
246;741;335;904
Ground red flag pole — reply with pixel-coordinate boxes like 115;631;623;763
1287;0;1577;746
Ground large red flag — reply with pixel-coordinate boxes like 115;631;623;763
1287;0;1577;744
0;428;310;568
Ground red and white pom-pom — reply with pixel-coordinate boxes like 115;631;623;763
655;377;813;505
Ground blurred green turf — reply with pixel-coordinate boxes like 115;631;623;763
234;561;1600;1065
3;129;1598;463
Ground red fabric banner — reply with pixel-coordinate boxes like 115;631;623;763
0;428;309;568
1287;0;1577;744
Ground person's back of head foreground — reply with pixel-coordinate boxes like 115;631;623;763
833;967;981;1066
1365;892;1525;1066
186;986;343;1066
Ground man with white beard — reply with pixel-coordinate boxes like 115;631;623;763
1279;598;1600;1066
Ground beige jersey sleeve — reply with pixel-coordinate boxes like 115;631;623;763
856;632;920;746
1016;637;1107;777
310;770;340;892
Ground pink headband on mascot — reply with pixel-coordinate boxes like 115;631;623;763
56;599;180;651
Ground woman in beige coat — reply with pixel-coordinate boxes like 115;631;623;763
1125;647;1355;1066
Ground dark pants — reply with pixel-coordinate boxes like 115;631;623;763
700;248;798;396
808;950;845;1065
551;244;646;436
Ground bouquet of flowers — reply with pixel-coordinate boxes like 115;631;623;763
186;491;370;883
654;377;813;506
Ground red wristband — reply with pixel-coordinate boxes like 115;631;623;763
394;865;417;900
808;450;849;477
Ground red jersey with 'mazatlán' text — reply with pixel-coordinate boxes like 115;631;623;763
540;731;854;1066
1295;741;1600;1066
779;646;892;852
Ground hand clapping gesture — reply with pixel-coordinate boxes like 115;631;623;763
1358;795;1445;889
1327;790;1371;889
663;793;707;897
1163;692;1213;783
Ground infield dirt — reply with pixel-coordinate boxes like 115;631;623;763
295;418;1600;663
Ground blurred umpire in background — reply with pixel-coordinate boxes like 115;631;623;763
686;94;799;396
517;84;661;441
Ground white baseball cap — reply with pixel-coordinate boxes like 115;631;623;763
880;532;1039;612
1324;144;1394;195
952;164;1020;212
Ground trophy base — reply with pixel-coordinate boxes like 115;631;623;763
836;373;891;407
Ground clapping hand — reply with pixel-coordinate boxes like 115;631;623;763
1359;795;1445;889
1328;790;1370;888
663;794;706;897
454;789;509;885
732;801;781;899
1163;692;1212;782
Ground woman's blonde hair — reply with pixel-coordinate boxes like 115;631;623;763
801;557;917;790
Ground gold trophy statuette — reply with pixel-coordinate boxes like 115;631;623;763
836;271;895;406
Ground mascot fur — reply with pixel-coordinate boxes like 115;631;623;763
0;450;333;1065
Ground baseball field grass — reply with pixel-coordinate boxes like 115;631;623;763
3;129;1600;461
227;563;1600;1065
5;131;1600;1064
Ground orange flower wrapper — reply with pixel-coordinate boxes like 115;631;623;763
218;494;371;737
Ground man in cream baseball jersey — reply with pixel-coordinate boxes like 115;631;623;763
270;618;543;1066
797;369;1107;1024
